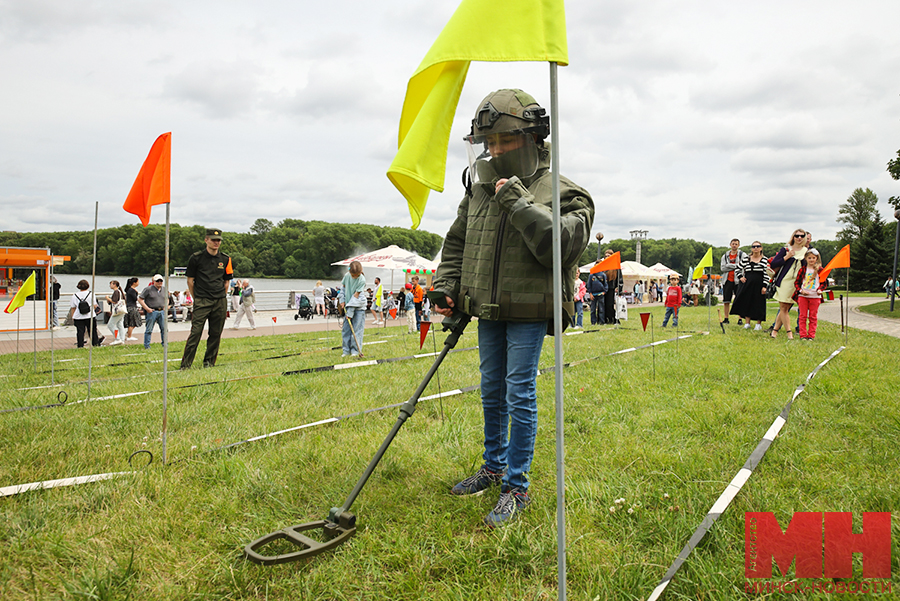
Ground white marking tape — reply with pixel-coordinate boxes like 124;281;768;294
421;389;463;401
647;346;845;600
334;360;378;370
0;471;133;497
244;418;339;442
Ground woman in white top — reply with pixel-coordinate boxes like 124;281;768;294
104;280;126;345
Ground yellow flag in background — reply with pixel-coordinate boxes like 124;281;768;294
692;248;713;280
387;0;569;229
4;271;36;314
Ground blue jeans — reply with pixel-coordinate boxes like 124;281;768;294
478;319;547;492
590;295;605;325
663;306;678;327
144;310;166;348
572;300;583;327
342;307;365;355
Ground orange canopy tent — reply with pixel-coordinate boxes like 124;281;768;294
0;247;70;332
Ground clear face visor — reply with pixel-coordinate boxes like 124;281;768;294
465;131;539;184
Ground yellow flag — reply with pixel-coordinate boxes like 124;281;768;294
387;0;568;229
4;271;36;314
692;248;713;280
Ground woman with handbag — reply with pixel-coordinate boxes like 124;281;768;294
768;228;808;340
105;280;127;345
730;241;769;330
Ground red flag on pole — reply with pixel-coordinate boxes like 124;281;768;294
640;312;650;331
419;322;431;349
123;133;171;227
389;308;398;320
819;244;850;280
272;316;277;323
590;251;621;274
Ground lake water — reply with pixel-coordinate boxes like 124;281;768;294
53;270;417;312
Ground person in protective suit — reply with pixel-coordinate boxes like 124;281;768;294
433;89;594;527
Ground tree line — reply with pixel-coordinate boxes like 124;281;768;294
1;207;889;291
0;219;443;280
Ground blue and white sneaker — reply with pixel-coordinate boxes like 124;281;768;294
450;466;504;496
484;487;531;528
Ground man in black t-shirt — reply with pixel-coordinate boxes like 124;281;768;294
180;228;233;368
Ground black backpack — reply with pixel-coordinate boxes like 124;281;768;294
76;292;90;314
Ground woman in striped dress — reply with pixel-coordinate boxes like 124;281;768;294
730;241;770;330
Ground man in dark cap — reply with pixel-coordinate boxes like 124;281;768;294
181;228;233;368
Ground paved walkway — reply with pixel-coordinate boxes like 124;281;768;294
0;309;423;356
815;296;900;339
2;296;898;355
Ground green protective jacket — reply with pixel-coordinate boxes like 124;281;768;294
433;144;595;330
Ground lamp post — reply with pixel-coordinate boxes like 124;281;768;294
630;229;648;264
891;209;900;312
595;232;604;262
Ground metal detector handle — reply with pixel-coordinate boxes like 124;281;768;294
337;314;471;516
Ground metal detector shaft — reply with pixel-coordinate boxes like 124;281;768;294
243;312;471;565
336;314;471;516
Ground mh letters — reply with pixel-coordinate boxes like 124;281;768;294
745;512;891;579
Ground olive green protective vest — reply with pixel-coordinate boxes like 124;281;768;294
433;144;594;331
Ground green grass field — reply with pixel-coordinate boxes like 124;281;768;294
858;300;900;321
1;306;898;600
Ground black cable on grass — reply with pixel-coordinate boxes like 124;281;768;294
128;449;153;468
0;391;68;414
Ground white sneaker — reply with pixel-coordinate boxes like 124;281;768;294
744;323;751;329
127;336;138;341
754;324;762;331
250;326;256;330
110;340;124;346
229;326;238;330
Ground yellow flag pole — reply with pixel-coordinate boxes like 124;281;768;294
549;62;567;601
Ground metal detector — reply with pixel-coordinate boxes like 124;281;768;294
243;310;471;565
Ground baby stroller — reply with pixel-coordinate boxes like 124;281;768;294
294;294;314;320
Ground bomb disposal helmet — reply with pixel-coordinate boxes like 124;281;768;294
464;89;549;183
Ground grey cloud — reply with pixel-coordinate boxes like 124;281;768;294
731;147;872;174
682;115;866;153
163;61;263;119
0;0;169;42
272;64;393;120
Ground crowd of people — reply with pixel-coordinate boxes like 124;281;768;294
570;230;828;341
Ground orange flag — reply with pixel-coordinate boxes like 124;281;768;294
590;251;621;274
819;244;850;280
123;133;171;226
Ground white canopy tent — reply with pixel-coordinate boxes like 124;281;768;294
647;262;680;277
332;245;437;293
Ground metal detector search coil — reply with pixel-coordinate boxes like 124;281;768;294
244;511;356;564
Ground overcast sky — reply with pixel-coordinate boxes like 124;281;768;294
2;0;898;253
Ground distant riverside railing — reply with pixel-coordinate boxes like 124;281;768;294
64;290;313;313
